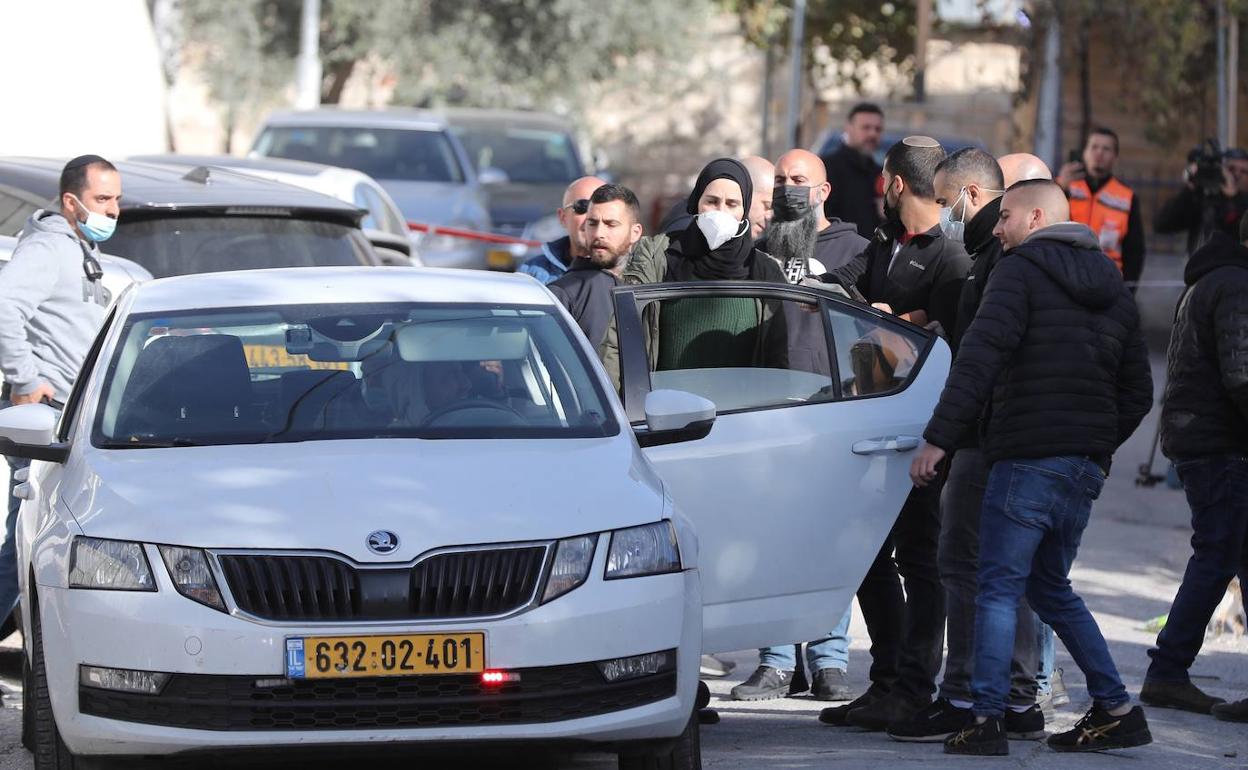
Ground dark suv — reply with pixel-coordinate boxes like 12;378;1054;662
0;158;384;279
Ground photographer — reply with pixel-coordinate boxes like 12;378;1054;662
1155;146;1248;255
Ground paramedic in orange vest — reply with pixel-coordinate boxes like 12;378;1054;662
1056;126;1145;290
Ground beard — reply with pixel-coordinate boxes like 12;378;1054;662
588;240;630;270
764;205;819;281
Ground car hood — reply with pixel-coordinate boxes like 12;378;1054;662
484;183;565;229
67;437;664;562
376;180;484;228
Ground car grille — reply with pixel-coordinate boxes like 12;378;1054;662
79;664;677;731
218;547;548;622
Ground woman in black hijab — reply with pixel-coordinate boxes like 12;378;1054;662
664;157;786;283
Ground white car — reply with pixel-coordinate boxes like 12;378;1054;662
0;267;948;769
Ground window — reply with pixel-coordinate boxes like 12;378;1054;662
826;304;924;399
0;185;44;236
450;126;583;185
104;216;369;279
641;294;835;413
92;303;618;448
255;127;464;183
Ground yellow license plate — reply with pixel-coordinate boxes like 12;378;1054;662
487;248;514;269
286;633;485;679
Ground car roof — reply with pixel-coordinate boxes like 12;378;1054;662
129;154;344;179
125;266;553;315
437;108;575;133
259;109;448;132
0;157;363;224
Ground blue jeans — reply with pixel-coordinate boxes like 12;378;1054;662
1146;455;1248;682
0;399;25;620
1036;621;1056;695
759;605;852;672
971;456;1129;718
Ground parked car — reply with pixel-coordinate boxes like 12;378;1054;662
811;130;988;167
0;266;949;769
0;158;384;279
250;109;496;270
129;154;420;266
441;108;596;267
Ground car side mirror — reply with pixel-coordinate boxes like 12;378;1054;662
478;166;510;186
0;403;69;462
635;389;716;448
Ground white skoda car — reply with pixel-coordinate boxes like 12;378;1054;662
0;267;948;769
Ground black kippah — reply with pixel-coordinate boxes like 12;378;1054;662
63;154;110;172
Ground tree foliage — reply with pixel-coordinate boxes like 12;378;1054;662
722;0;924;92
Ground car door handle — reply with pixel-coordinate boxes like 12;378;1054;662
852;435;921;455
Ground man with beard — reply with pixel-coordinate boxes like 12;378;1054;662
549;184;642;385
1056;127;1144;287
823;102;886;238
761;149;868;287
888;148;1046;744
519;175;608;284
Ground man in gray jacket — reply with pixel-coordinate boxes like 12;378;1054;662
0;154;119;619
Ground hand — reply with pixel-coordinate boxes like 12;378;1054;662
909;443;947;487
899;309;929;326
10;382;55;406
1056;161;1085;191
871;302;894;314
1183;162;1199;190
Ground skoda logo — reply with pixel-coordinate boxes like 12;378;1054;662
366;530;400;555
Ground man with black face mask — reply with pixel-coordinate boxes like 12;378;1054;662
760;149;868;287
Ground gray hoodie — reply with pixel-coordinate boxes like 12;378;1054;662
0;211;109;402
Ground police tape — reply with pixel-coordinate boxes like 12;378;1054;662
407;222;541;248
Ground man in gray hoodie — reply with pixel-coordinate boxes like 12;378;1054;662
0;154;119;618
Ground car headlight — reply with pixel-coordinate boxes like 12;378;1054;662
605;522;681;580
541;535;598;603
158;546;226;611
69;537;156;591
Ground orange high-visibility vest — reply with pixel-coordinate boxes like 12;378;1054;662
1068;177;1134;272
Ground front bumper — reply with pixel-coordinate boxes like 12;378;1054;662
38;564;700;756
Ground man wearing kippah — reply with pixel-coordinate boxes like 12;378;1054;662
0;154;120;621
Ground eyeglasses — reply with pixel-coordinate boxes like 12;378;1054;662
562;199;591;215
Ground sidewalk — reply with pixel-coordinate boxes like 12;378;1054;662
693;348;1248;768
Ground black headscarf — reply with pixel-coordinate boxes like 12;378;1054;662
667;158;757;281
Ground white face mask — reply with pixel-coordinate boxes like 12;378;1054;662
939;187;968;243
696;209;747;250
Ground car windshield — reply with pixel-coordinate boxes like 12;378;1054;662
451;125;582;184
105;217;369;279
93;303;618;448
254;126;464;183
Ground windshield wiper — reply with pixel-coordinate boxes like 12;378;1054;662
107;438;202;449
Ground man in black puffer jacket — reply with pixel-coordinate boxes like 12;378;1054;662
910;180;1154;756
1140;222;1248;720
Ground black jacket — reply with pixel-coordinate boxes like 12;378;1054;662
822;144;882;239
951;197;1005;352
924;223;1153;465
854;224;972;340
1153;185;1248;256
1160;233;1248;459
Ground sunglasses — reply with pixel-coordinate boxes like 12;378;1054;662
563;199;591;215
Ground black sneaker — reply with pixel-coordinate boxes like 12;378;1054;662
1212;698;1248;723
944;716;1008;756
730;666;793;701
887;698;970;742
811;668;852;702
819;686;885;725
1140;678;1226;714
846;692;928;731
1004;704;1045;740
1047;705;1153;753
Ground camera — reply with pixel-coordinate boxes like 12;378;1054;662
1187;138;1225;197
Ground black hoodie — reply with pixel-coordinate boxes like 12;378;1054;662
1160;232;1248;458
924;223;1153;465
757;218;869;286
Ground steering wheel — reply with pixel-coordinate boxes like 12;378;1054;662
422;399;525;428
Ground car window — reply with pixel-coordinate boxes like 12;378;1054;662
826;304;925;398
640;294;835;413
451;126;582;184
105;216;369;279
255;127;464;183
0;189;41;236
352;182;404;236
93;303;618;448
